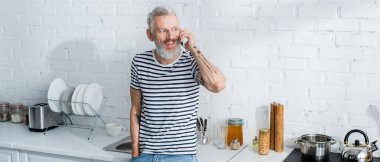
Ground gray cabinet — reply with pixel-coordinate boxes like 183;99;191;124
0;147;18;162
19;150;87;162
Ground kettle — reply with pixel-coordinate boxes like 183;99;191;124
341;129;378;162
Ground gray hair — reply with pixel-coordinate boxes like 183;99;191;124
147;6;177;31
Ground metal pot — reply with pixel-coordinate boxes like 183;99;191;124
341;129;378;162
295;134;336;160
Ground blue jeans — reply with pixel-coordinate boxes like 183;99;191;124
131;153;198;162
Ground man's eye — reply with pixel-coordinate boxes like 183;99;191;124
158;29;167;33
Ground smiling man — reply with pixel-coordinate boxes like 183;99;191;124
129;6;226;162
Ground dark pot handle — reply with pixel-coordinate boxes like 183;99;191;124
344;129;369;145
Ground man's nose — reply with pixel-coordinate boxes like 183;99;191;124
167;30;177;40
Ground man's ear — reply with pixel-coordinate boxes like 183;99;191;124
146;29;154;41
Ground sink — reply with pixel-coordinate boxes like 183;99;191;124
103;136;132;154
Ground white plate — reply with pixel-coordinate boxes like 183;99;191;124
61;87;75;114
75;84;88;116
83;83;103;116
71;84;85;115
48;78;67;113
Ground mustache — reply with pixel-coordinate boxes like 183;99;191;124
163;38;178;44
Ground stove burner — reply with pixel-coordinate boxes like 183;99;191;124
283;149;380;162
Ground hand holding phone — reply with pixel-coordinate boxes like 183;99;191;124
178;28;194;51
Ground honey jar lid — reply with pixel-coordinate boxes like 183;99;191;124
228;118;243;125
259;128;270;132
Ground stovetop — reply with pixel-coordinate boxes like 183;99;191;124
283;149;380;162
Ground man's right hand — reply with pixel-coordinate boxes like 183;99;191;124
130;87;142;159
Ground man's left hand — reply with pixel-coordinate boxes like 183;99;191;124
179;28;196;51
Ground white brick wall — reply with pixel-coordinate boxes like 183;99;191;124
1;1;380;155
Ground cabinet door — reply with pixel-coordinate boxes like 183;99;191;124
0;147;17;162
19;150;87;162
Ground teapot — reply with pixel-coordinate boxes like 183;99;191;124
341;129;378;162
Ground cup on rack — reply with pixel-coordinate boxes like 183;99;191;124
106;123;126;137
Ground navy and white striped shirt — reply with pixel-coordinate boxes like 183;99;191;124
130;49;200;155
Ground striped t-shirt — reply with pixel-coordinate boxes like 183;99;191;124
130;49;200;155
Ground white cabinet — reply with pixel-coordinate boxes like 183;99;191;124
0;147;18;162
19;150;106;162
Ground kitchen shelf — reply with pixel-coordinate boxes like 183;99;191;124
46;97;107;140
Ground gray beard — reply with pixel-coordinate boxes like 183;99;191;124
155;42;181;59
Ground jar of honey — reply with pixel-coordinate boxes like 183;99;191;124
227;118;243;146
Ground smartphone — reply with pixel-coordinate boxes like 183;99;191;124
180;37;188;47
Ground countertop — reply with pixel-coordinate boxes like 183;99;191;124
0;122;294;162
229;145;294;162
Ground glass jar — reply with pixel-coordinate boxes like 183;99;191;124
227;118;243;146
259;128;270;155
0;102;10;122
252;136;259;151
11;104;24;123
24;106;29;125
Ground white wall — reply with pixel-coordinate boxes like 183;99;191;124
1;0;380;153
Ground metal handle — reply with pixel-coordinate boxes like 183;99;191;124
344;129;369;145
295;139;305;146
330;138;336;145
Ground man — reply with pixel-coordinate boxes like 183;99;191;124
129;6;226;162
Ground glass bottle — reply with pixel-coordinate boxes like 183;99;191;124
0;102;10;122
227;118;243;146
24;106;29;125
252;136;259;151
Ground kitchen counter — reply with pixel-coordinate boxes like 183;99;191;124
229;144;293;162
0;122;294;162
0;122;127;161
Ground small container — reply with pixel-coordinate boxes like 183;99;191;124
23;106;29;126
0;102;10;122
230;138;241;150
227;118;243;146
252;136;258;151
259;128;270;155
11;104;24;123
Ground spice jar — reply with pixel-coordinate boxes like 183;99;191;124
23;106;29;126
0;102;10;122
11;104;24;123
259;128;270;155
227;118;243;146
230;138;241;150
252;136;258;151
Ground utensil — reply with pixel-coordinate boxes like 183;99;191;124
201;119;208;144
341;129;378;162
197;117;208;144
295;134;336;160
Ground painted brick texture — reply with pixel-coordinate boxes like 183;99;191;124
0;0;379;154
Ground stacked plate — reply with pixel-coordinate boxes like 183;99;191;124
47;78;104;116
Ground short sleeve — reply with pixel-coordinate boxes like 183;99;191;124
130;58;140;90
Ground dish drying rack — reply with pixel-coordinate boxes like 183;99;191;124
46;97;107;140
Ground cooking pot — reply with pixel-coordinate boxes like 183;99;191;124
341;129;378;162
295;134;336;160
